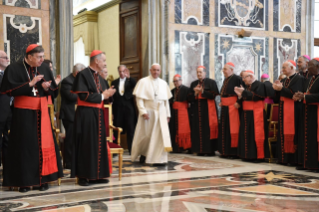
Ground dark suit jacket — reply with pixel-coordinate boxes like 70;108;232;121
111;77;136;116
0;72;11;122
60;74;77;122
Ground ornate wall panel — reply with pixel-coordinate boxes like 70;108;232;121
214;34;268;88
273;0;301;33
3;0;40;9
175;30;209;86
216;0;268;30
273;38;301;79
3;14;42;63
175;0;209;26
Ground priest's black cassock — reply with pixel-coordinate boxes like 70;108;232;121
71;67;111;180
300;75;319;170
274;74;304;165
0;60;63;187
169;85;191;152
238;81;269;160
218;74;243;156
188;78;219;155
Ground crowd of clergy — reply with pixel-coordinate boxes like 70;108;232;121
0;44;318;193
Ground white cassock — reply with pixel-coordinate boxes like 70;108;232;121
131;75;173;164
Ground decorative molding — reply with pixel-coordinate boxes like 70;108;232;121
92;0;120;13
3;14;42;61
73;11;98;27
4;0;39;9
273;0;301;33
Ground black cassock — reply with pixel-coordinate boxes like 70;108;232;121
0;60;63;187
71;68;111;180
169;85;190;152
274;74;304;164
188;79;219;154
238;81;269;160
218;74;243;156
300;75;319;170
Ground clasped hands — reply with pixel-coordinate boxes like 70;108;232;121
272;80;283;91
102;86;116;99
292;91;304;102
29;75;51;91
142;113;170;122
193;84;203;96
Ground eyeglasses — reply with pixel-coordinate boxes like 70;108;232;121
0;57;9;60
33;55;45;59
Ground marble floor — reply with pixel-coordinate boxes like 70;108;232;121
1;153;319;212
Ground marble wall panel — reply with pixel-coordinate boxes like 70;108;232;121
3;14;41;63
273;0;301;33
273;37;301;79
3;0;40;9
175;30;209;87
175;0;209;26
216;0;268;30
215;34;268;89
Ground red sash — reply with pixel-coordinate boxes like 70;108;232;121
243;101;265;159
197;93;218;139
221;96;240;147
172;101;191;149
280;97;295;153
304;95;319;162
47;96;53;105
77;98;112;174
14;96;58;176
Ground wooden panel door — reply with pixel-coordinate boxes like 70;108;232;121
120;0;141;80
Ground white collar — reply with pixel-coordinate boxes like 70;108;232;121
89;66;98;73
120;77;126;81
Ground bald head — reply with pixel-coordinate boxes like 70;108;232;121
0;50;9;71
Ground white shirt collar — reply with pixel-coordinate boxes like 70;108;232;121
120;77;126;81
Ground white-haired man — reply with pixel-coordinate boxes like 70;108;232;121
273;60;304;166
60;63;85;169
297;55;310;78
218;62;243;158
131;63;172;165
235;70;269;161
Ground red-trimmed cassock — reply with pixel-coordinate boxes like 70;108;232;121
188;78;219;155
0;60;63;187
238;81;269;160
300;74;319;170
218;74;243;156
71;67;112;180
274;73;304;164
169;85;191;152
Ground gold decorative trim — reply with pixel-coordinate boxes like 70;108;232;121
92;0;120;13
73;11;98;26
165;147;173;152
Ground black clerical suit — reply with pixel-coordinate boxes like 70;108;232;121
60;73;77;169
0;70;12;167
111;77;137;153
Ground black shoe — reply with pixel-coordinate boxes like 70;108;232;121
139;155;146;163
296;166;306;170
19;187;30;193
186;149;192;154
39;183;49;191
78;178;89;186
219;155;227;158
312;169;319;173
89;179;109;184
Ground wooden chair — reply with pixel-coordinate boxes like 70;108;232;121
104;104;124;180
267;104;279;163
48;104;62;186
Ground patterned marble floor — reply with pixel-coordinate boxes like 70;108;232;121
1;153;319;212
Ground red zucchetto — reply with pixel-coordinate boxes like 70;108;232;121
90;50;103;58
26;44;39;53
226;62;235;67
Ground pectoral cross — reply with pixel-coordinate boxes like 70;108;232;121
32;87;38;96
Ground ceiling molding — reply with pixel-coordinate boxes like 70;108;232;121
92;0;120;13
73;11;98;26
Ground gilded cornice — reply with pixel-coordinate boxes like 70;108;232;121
73;11;98;27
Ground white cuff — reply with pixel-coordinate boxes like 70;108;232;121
101;94;104;101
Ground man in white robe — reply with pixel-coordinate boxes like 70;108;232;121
131;63;172;165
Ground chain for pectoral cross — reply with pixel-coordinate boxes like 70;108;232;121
23;60;38;96
306;76;319;93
